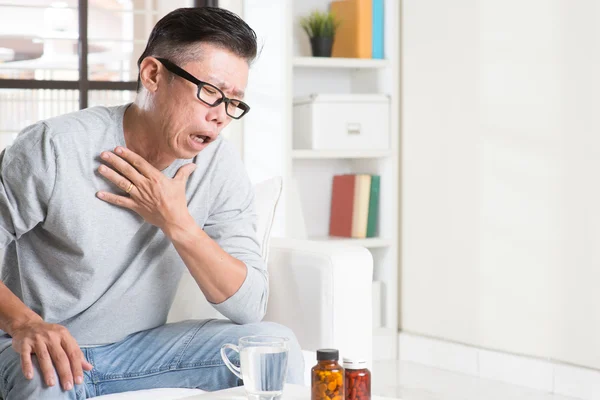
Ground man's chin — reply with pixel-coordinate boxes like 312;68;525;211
178;144;206;159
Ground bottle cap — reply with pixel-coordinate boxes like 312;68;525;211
317;349;339;361
343;358;368;369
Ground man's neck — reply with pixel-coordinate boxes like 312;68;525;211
122;103;175;171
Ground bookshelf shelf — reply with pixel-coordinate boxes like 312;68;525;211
309;236;392;248
292;149;392;159
293;56;389;69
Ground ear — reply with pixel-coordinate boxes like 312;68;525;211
138;57;162;93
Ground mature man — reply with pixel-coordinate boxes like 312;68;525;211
0;7;302;399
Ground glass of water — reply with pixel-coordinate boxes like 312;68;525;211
220;335;289;400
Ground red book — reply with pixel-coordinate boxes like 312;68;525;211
329;175;356;237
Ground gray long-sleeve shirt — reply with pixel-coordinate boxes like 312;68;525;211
0;104;268;354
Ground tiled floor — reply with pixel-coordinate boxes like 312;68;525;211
371;360;582;400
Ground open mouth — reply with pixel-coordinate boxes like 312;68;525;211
191;134;210;144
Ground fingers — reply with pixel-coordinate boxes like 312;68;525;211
98;164;134;194
20;344;34;380
34;343;57;388
47;340;74;390
100;150;144;184
112;146;157;178
15;323;91;391
82;359;94;371
63;338;85;385
96;191;137;210
174;163;197;182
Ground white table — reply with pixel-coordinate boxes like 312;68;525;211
186;384;399;400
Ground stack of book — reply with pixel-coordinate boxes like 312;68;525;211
331;0;384;59
329;174;380;238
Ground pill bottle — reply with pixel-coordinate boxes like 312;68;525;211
311;349;344;400
343;358;370;400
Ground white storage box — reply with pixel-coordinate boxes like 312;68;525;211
293;94;390;151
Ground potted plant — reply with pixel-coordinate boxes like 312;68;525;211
300;10;340;57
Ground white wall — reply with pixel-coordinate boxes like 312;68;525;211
213;0;245;157
401;0;600;370
241;0;291;237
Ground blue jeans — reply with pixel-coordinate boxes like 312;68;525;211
0;319;304;399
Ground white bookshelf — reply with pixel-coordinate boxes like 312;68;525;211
241;0;399;361
286;0;400;361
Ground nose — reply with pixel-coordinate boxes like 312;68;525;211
205;101;229;126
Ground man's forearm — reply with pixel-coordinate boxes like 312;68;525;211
164;217;247;304
0;280;42;336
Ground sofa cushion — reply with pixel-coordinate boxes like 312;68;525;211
252;176;283;262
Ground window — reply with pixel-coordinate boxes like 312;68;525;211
0;0;209;147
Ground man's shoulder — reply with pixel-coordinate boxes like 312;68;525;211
41;104;124;138
5;105;126;165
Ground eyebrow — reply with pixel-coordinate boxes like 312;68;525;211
209;76;245;99
232;89;245;99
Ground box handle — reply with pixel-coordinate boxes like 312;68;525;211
347;123;362;135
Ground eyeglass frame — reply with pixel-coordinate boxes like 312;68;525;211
155;57;251;120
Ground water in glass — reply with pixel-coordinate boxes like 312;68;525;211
240;346;289;399
221;336;290;400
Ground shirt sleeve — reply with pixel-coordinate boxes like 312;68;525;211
0;122;57;249
201;141;268;324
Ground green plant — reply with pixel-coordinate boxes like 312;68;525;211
300;10;340;38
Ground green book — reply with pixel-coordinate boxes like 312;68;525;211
366;175;380;238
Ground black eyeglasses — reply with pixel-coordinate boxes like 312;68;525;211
156;57;250;120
